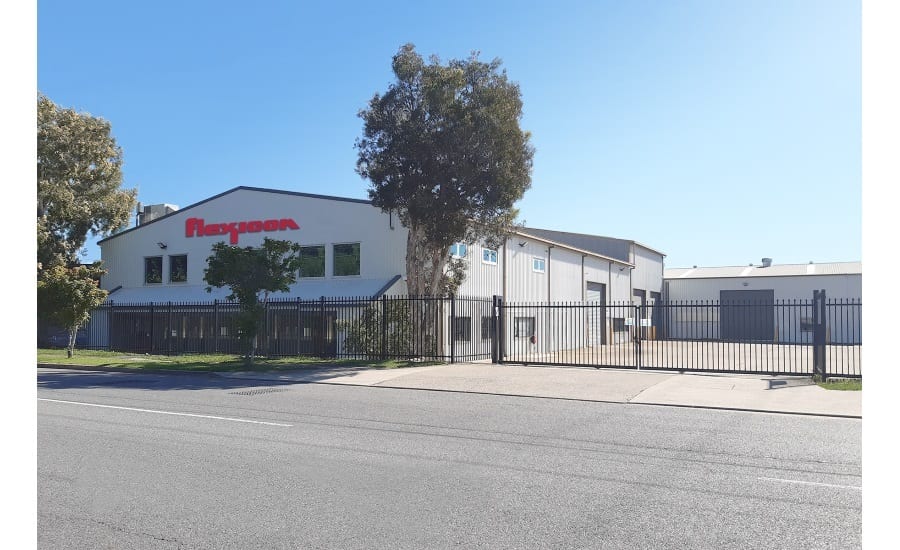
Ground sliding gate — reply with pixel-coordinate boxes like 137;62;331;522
497;291;861;378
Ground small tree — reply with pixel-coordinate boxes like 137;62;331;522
37;264;108;357
203;238;302;365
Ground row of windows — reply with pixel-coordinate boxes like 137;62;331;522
449;243;545;272
142;243;362;284
144;255;187;284
297;243;360;278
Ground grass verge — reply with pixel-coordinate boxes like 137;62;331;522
816;379;862;391
37;348;443;372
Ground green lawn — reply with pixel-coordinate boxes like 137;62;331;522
37;348;442;372
817;379;862;391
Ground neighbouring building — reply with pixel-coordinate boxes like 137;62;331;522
663;260;861;344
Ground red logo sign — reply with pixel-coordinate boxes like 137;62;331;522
185;217;300;244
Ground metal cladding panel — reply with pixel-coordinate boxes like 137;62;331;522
548;247;583;301
631;245;664;297
609;266;631;302
455;241;503;298
664;274;862;302
99;188;408;301
504;238;549;301
582;257;611;301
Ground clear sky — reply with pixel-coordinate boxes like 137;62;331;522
37;0;861;269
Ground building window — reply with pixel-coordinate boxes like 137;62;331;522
612;318;627;332
481;316;495;340
514;317;535;338
452;317;471;341
299;245;326;278
333;243;360;276
532;257;546;273
450;243;468;259
482;248;498;265
169;254;187;283
144;256;162;284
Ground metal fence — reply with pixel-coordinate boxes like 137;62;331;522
73;290;860;377
498;291;861;378
81;295;494;363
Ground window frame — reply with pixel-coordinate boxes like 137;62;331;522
144;256;163;285
298;244;327;279
450;243;468;260
332;242;361;277
513;316;535;338
532;257;546;273
168;254;188;283
482;248;498;266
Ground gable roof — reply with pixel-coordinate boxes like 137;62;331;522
514;229;634;266
519;227;666;261
98;186;373;245
665;261;862;279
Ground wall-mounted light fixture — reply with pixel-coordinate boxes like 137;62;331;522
518;242;526;247
157;242;167;249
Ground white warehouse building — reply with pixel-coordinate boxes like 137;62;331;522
92;186;665;359
663;261;862;344
98;186;665;305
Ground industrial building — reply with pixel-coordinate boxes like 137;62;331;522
98;186;665;305
663;260;862;344
90;186;665;357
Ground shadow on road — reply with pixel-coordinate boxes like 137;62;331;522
36;366;380;392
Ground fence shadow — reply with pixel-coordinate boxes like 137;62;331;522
35;366;394;392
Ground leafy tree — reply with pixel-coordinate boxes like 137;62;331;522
37;264;108;357
38;94;137;272
203;238;303;365
356;43;534;297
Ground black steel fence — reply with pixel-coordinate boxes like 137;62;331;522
74;291;860;377
499;292;861;378
80;295;494;363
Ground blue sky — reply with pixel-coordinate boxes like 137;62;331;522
37;0;860;268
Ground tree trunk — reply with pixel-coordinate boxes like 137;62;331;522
67;327;77;358
405;225;425;296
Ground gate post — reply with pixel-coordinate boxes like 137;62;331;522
450;294;456;364
213;300;219;353
318;296;326;358
149;302;155;354
498;296;506;364
813;289;828;380
381;295;387;360
634;303;642;370
167;301;172;356
491;295;500;364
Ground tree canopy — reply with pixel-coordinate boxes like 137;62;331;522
37;264;108;357
37;94;136;272
356;44;534;296
204;238;303;363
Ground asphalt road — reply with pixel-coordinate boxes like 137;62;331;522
37;368;861;549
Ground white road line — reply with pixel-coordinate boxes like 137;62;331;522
38;398;293;427
758;477;861;490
